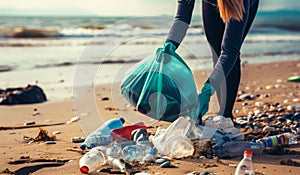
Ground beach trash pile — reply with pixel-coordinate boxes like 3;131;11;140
78;116;299;174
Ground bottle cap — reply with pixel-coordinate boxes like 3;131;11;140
80;166;89;174
244;150;253;156
80;144;87;150
120;117;125;124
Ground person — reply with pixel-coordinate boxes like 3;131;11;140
164;0;259;124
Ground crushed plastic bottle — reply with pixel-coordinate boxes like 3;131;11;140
122;144;141;162
106;141;123;158
80;118;125;150
79;146;107;174
234;150;255;175
122;141;153;162
142;147;158;162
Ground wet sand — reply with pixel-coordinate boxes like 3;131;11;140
0;60;300;175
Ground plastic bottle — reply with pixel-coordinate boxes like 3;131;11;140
258;132;298;148
122;141;153;162
234;150;254;175
107;156;126;172
122;144;140;162
249;141;265;155
80;117;125;150
79;146;107;174
110;122;147;140
213;141;251;158
142;147;158;162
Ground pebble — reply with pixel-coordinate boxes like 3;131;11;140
72;137;85;143
101;97;109;101
52;131;61;135
155;158;167;164
263;126;276;132
160;161;171;168
135;173;151;175
24;121;35;126
255;102;264;107
292;113;300;121
45;141;56;144
283;99;289;104
200;172;210;175
293;98;300;102
265;85;273;90
274;84;282;88
238;93;255;101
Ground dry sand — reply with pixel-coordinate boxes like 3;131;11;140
0;60;300;175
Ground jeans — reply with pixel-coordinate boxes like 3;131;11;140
202;0;259;119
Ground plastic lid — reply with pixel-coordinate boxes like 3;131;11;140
120;117;125;124
80;144;87;150
80;166;89;174
244;150;253;156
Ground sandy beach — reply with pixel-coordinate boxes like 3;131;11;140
0;60;300;175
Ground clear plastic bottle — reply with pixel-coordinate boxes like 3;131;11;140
213;141;251;158
122;144;141;162
249;141;265;155
106;141;123;158
79;146;107;174
258;132;298;148
234;150;255;175
80;117;125;150
142;147;158;162
122;141;153;162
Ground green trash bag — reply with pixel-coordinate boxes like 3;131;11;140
121;42;199;122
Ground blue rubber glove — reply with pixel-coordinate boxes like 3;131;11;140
156;41;177;63
199;82;215;118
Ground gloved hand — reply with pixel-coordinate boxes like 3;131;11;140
198;82;215;119
156;41;177;63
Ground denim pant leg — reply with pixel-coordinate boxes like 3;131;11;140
202;0;259;119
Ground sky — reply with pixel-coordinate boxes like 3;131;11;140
0;0;300;16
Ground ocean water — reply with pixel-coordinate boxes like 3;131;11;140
0;10;300;101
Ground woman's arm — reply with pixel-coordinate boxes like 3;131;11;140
166;0;195;48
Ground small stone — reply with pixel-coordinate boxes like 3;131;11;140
242;102;248;106
72;137;85;143
200;172;210;175
263;126;276;132
160;161;171;168
274;84;282;88
293;98;300;102
45;141;56;144
284;113;293;120
255;102;264;107
283;99;290;104
265;85;273;90
277;108;285;113
292;113;300;121
155;158;166;164
276;79;283;83
238;90;246;95
101;97;109;101
24;121;35;126
52;131;61;135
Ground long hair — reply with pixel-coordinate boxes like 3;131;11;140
218;0;245;22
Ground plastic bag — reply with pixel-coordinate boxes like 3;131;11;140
121;43;199;122
151;117;195;158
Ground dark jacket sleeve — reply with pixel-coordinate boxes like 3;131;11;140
166;0;195;48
